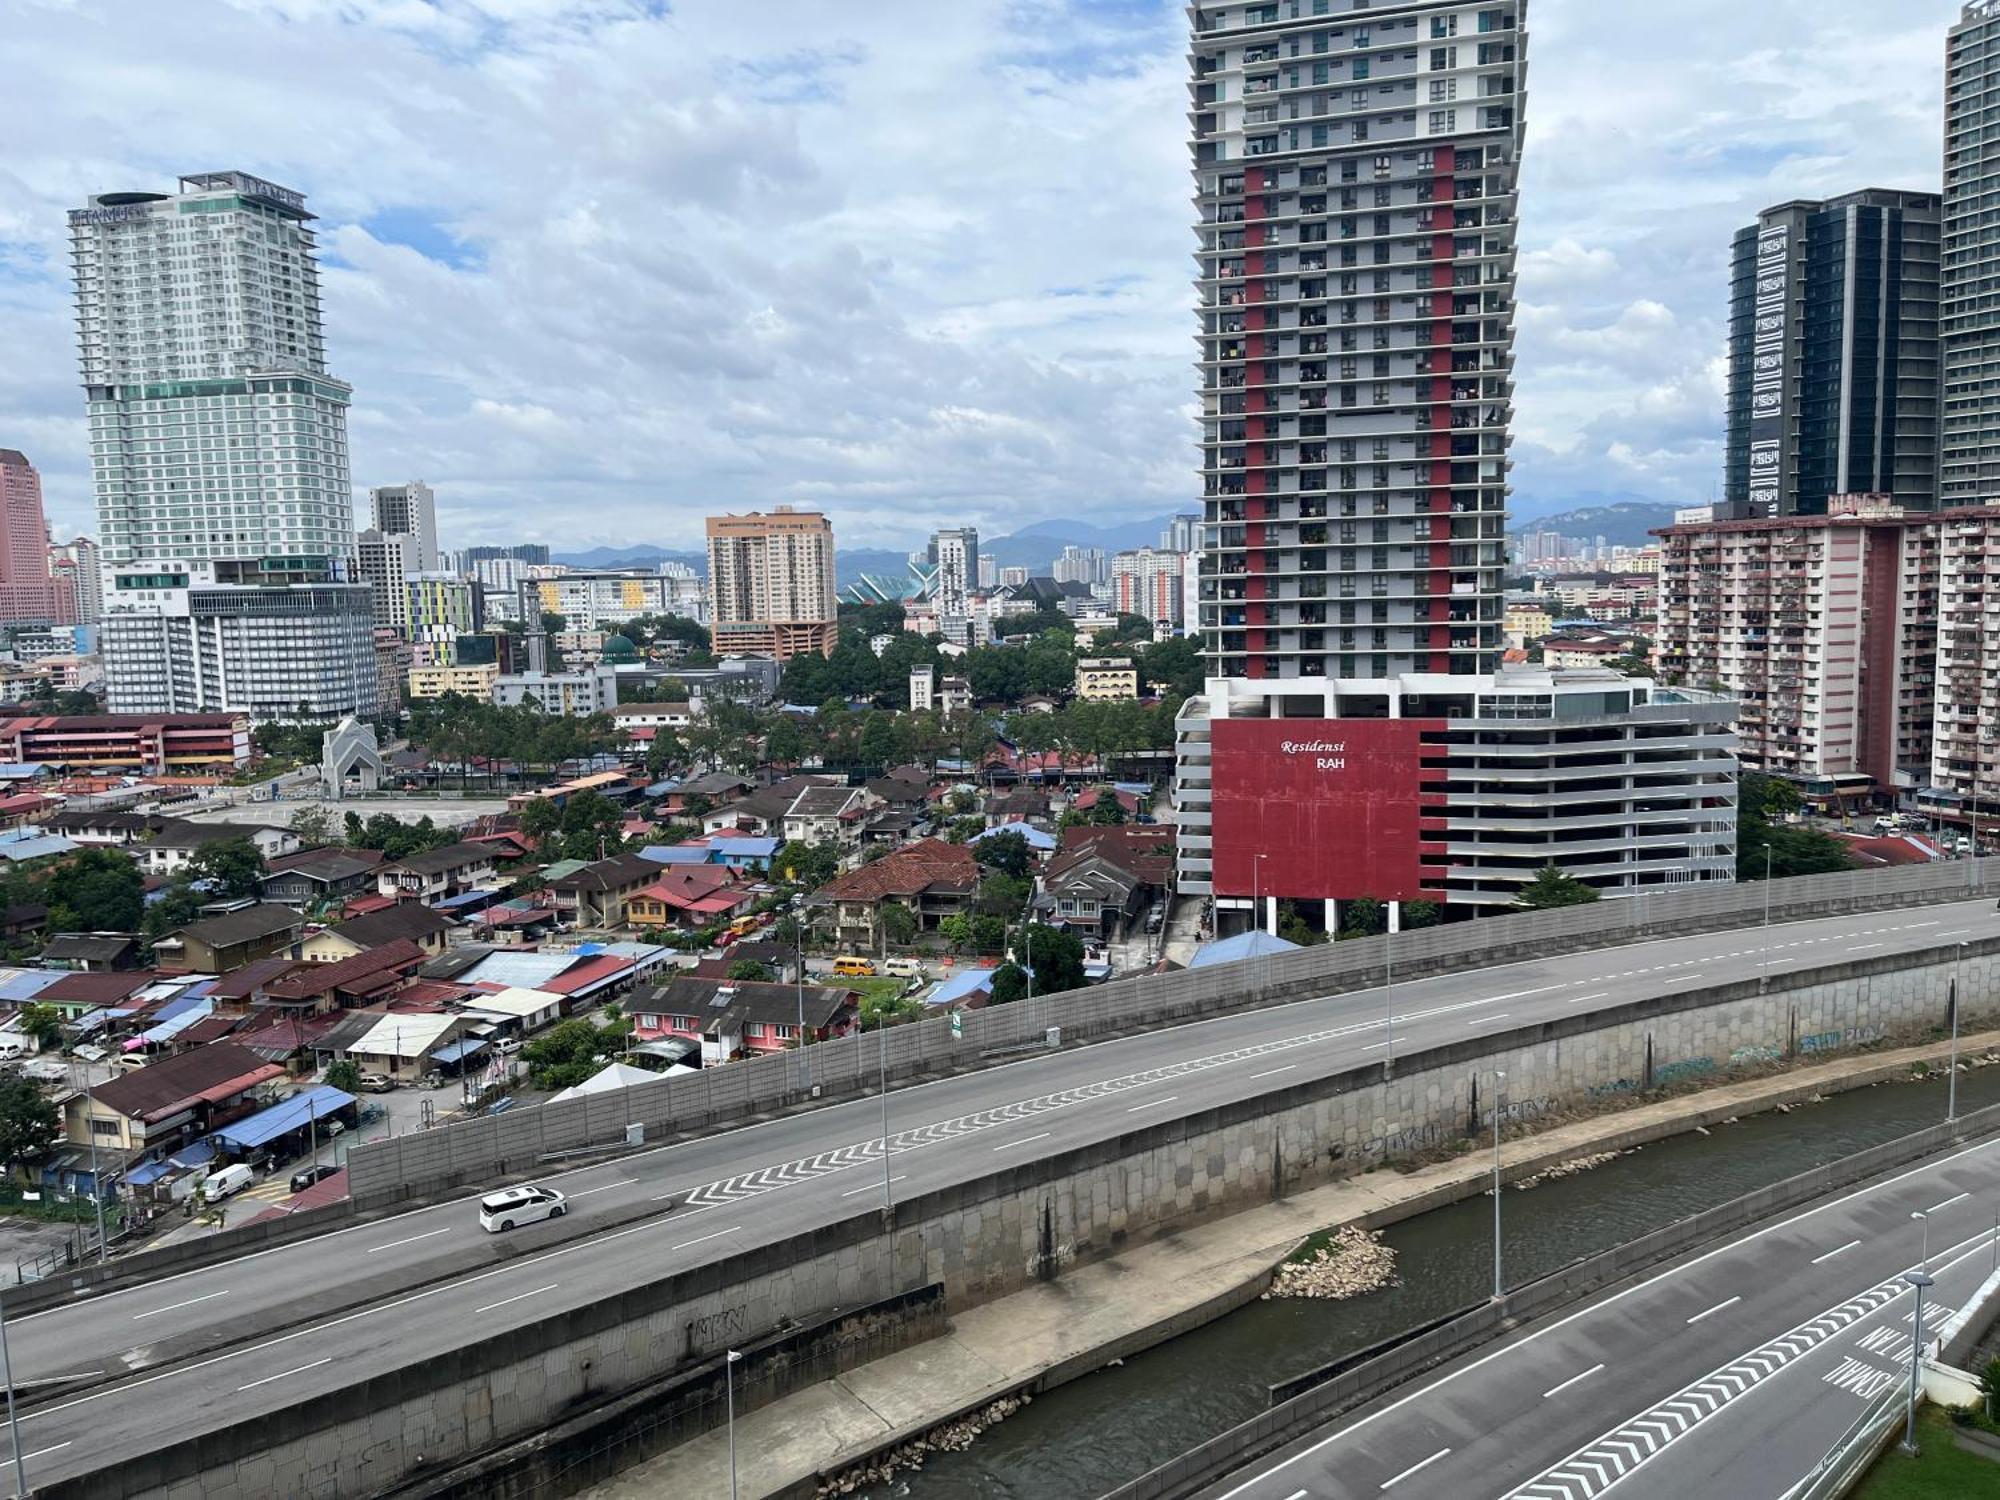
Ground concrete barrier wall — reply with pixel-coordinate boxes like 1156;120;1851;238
346;860;2000;1206
45;940;2000;1499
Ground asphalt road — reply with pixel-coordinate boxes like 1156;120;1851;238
1199;1134;2000;1500
6;897;1996;1491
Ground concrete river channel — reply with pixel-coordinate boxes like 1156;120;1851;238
873;1064;2000;1499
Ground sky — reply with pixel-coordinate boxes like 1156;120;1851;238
0;0;1969;553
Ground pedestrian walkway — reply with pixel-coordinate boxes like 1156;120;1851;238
586;1029;2000;1500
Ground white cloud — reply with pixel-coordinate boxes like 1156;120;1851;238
0;0;1972;546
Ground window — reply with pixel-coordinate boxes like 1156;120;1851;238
1430;77;1457;101
1432;14;1457;37
1429;109;1457;133
1430;46;1458;69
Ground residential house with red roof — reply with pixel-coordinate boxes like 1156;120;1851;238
814;837;979;953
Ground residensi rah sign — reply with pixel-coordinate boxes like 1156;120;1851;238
1209;718;1440;903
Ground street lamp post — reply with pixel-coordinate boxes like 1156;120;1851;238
1382;922;1397;1073
725;1348;744;1500
1903;1210;1935;1455
0;1286;25;1500
1950;942;1967;1124
1762;843;1773;926
796;936;809;1094
878;1026;894;1211
1490;1068;1506;1302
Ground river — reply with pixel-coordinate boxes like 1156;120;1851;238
877;1063;2000;1499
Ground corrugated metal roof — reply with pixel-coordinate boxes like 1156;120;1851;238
453;950;576;990
212;1086;357;1150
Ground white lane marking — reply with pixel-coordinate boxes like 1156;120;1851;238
1381;1448;1451;1489
841;1176;905;1197
1282;1491;1309;1500
132;1289;228;1321
1927;1191;1972;1214
1566;992;1608;1005
473;1282;557;1315
235;1357;331;1393
1250;1066;1297;1080
1662;973;1707;986
1361;1038;1405;1051
1811;1239;1861;1265
995;1132;1052;1152
1469;1014;1510;1026
1127;1096;1179;1112
1686;1295;1742;1324
565;1179;638;1199
670;1226;740;1251
1542;1363;1605;1399
367;1226;452;1254
1847;943;1885;953
20;1441;70;1462
1485;984;1566;1003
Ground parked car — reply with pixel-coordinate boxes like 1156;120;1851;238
356;1073;395;1093
289;1164;340;1194
203;1163;254;1200
323;1118;346;1137
478;1184;566;1233
882;957;925;979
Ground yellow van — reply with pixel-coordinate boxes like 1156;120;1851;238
831;955;877;978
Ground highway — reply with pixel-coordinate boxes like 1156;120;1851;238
1199;1133;2000;1500
5;897;1994;1490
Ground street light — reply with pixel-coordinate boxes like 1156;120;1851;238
0;1285;25;1500
725;1347;744;1500
1762;843;1773;927
1490;1068;1506;1302
795;934;810;1095
1949;942;1967;1124
1904;1211;1934;1455
878;1026;894;1212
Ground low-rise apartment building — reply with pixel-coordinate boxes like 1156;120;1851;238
407;662;501;701
1074;658;1139;702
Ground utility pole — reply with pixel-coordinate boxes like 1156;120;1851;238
0;1285;24;1500
878;1026;894;1211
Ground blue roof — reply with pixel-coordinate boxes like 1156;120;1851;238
432;888;496;910
0;970;65;1003
0;833;76;863
925;969;998;1007
169;1140;216;1168
125;1159;175;1186
431;1038;490;1064
0;765;50;781
971;824;1057;851
639;846;711;865
642;780;682;798
211;1087;356;1151
1112;781;1153;796
1188;931;1302;970
454;949;575;989
711;837;779;857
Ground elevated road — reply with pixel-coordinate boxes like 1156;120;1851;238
1198;1133;2000;1500
10;897;1997;1491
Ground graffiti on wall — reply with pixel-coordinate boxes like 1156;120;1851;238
1799;1025;1884;1054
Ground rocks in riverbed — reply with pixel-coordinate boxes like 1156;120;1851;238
1512;1150;1625;1189
815;1394;1031;1495
1262;1225;1399;1300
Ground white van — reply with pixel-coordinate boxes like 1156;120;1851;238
203;1164;254;1200
1873;814;1906;832
478;1184;567;1233
882;957;925;980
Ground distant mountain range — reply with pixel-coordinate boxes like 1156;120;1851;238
1508;499;1683;548
554;512;1192;588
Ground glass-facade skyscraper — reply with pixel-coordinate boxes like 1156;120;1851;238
1723;189;1940;517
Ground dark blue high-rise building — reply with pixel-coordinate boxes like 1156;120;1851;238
1723;188;1940;516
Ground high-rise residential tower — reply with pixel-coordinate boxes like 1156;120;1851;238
1176;3;1738;921
1724;190;1940;517
929;527;979;615
369;481;439;570
1192;1;1520;679
71;172;377;717
70;172;353;565
705;509;837;659
0;450;76;625
49;537;102;624
1944;2;2000;504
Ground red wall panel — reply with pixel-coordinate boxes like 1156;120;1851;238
1210;719;1439;902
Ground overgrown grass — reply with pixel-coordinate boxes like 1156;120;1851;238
1854;1407;2000;1499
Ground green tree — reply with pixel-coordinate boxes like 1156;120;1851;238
728;960;775;982
990;961;1030;1005
881;902;919;949
1515;864;1602;910
186;837;265;898
15;1004;62;1051
775;839;841;889
938;913;971;954
1337;896;1387;940
1015;921;1086;994
143;878;207;940
519;798;562;842
976;871;1031;919
287;803;338;848
1138;635;1205;700
1737;772;1854;880
968;913;1008;953
324;1059;362;1094
521;1017;626;1091
40;847;144;933
973;830;1033;882
0;1070;58;1169
1402;899;1442;930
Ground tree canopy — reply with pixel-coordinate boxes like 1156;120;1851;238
1515;864;1602;910
0;1070;58;1169
1737;772;1855;881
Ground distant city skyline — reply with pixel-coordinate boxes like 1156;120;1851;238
0;1;1970;552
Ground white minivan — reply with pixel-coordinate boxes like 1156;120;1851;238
202;1163;254;1200
478;1184;567;1233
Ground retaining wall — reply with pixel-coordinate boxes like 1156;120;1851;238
344;861;2000;1206
43;940;2000;1499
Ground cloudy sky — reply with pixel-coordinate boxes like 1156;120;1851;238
0;0;1966;552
